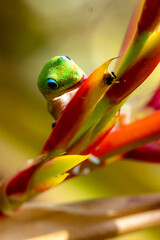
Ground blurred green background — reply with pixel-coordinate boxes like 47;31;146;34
0;0;160;239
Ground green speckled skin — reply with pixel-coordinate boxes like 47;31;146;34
38;56;86;100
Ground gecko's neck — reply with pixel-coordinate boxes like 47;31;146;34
47;89;78;120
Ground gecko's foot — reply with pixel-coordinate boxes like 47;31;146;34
104;71;119;85
52;121;56;128
104;72;116;85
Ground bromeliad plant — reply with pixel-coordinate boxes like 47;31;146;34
0;0;160;216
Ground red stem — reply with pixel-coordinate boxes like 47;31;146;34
124;141;160;163
105;39;160;103
146;85;160;110
92;110;160;159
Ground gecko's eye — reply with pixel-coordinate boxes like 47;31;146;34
60;56;71;61
47;78;59;90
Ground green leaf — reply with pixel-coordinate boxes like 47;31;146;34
29;154;89;194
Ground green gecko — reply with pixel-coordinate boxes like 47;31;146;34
38;55;117;124
38;56;87;121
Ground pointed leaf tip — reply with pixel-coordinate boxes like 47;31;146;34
29;154;89;194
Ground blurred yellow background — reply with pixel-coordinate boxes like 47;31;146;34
0;0;160;239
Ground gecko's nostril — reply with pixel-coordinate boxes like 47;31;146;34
65;56;71;60
60;56;71;61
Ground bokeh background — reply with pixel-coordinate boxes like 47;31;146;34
0;0;160;239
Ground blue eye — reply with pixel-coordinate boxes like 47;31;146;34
60;56;71;61
47;78;59;89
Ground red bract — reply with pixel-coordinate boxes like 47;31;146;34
137;0;160;34
115;0;144;71
91;110;160;160
125;142;160;163
42;60;112;153
6;163;40;196
106;33;160;103
146;85;160;110
71;31;160;154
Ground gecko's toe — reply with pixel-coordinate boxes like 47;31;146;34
52;121;56;128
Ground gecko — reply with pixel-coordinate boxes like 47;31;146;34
38;55;116;125
38;56;87;122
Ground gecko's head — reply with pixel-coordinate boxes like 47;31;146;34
38;56;87;100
